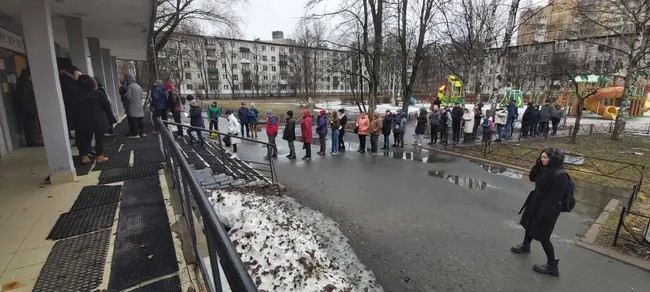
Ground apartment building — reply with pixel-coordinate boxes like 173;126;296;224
467;35;626;95
157;31;360;99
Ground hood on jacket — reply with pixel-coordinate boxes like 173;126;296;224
319;109;326;116
190;100;199;107
544;148;565;167
164;82;174;91
124;73;136;84
303;109;311;118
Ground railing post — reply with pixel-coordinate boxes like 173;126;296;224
647;123;650;135
589;124;594;134
609;122;613;133
204;219;224;292
613;206;626;246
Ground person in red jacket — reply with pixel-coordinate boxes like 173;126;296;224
301;109;313;160
264;109;279;159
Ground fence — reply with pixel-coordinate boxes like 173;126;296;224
613;206;650;248
157;118;258;292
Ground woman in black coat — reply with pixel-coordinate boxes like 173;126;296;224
381;110;392;149
72;75;114;164
414;107;428;145
511;148;569;277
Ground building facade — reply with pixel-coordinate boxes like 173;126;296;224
157;32;361;99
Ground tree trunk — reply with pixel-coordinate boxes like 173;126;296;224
611;67;636;140
569;97;584;144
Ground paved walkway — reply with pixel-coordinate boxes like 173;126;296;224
224;119;650;292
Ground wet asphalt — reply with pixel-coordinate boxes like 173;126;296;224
214;118;649;292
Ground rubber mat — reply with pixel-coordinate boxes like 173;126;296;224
33;229;110;292
47;203;117;240
98;163;160;184
108;176;178;291
130;276;182;292
122;141;161;150
92;150;131;171
133;148;165;165
73;155;93;176
71;185;122;210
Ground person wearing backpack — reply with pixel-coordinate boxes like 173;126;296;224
481;111;494;142
248;103;259;138
264;109;279;159
512;148;574;277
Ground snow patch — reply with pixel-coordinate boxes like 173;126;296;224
208;190;383;292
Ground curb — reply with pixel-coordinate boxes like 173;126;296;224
575;198;650;272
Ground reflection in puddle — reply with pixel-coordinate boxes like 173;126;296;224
427;170;489;190
473;162;525;180
564;154;585;165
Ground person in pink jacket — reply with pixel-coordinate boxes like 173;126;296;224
355;112;370;153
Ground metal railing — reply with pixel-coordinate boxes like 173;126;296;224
158;117;258;292
613;206;650;248
164;117;280;189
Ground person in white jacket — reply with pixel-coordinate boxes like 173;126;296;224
462;108;474;143
226;110;241;158
494;107;508;142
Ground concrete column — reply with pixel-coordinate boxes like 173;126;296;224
101;49;118;114
87;37;106;93
64;16;90;73
110;56;124;114
21;0;75;183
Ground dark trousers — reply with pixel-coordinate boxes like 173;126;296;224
393;131;401;146
267;133;277;157
482;128;491;141
539;121;549;137
551;118;560;135
521;124;529;137
452;121;461;142
530;122;538;136
339;129;345;150
209;120;219;131
172;111;182;135
186;127;205;145
241;122;250;137
153;109;168;131
472;118;480;140
440;126;449;144
358;134;367;152
430;124;439;143
318;133;326;153
303;142;312;157
76;130;105;156
524;232;555;263
383;134;390;147
128;117;145;136
370;134;379;153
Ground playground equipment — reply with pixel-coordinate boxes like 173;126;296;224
497;87;525;108
438;75;463;104
571;74;650;120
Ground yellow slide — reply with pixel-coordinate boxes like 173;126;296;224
584;87;623;120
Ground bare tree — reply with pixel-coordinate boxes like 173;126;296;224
573;0;650;141
216;36;241;98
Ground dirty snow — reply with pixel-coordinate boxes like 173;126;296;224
208;190;383;292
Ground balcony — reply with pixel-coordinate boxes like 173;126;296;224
279;61;288;67
208;67;219;73
241;69;252;75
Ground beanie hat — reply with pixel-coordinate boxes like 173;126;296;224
319;109;326;115
163;82;174;91
266;109;273;115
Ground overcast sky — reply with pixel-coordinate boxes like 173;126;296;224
234;0;309;40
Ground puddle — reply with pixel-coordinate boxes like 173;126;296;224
473;162;525;180
427;170;490;190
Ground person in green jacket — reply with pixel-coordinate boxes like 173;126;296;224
208;102;221;137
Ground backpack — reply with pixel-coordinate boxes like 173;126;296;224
555;169;575;212
247;109;257;119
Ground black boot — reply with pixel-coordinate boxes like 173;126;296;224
533;259;559;277
510;243;531;254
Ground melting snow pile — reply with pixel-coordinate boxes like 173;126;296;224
208;190;383;292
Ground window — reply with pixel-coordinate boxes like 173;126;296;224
263;55;268;61
231;53;237;59
280;84;287;90
271;56;276;62
185;73;192;80
271;46;275;51
280;47;285;52
262;45;266;51
207;38;216;45
186;84;193;90
198;73;203;79
263;65;268;71
233;74;239;81
222;74;227;79
223;84;229;90
280;75;287;80
263;75;268;80
184;61;191;67
222;63;227;69
209;73;217;79
254;65;259;71
242;52;250;59
220;52;225;58
232;64;238;69
272;76;277;81
242;63;251;70
233;85;240;90
210;85;218;90
289;48;294;53
198;84;205;90
208;61;217;68
271;66;276;72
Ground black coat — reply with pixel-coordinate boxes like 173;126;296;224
520;162;570;242
415;111;428;134
522;107;533;125
382;114;392;135
72;90;113;133
283;117;296;141
531;109;541;125
97;87;117;125
451;107;464;124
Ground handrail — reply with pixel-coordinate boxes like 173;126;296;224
157;117;258;292
165;119;274;146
